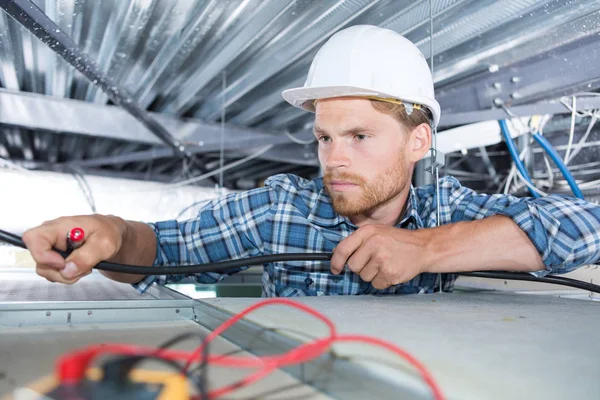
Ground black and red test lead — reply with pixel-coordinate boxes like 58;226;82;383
67;227;85;252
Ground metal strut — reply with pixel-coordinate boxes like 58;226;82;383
0;0;186;157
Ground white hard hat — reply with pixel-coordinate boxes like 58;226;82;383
282;25;441;127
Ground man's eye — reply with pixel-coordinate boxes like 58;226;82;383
318;136;331;143
354;134;367;141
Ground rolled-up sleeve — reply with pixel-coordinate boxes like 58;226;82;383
132;186;276;293
442;176;600;276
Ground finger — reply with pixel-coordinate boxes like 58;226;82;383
22;227;67;269
37;264;83;285
346;246;372;274
331;229;370;274
371;274;391;290
358;260;379;282
62;234;118;279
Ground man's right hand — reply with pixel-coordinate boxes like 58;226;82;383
22;215;127;284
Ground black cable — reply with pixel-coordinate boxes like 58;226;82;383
0;229;24;247
111;331;209;398
2;227;600;294
0;228;331;273
101;354;185;385
457;271;600;292
216;327;337;400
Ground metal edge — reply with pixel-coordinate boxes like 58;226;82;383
190;300;431;400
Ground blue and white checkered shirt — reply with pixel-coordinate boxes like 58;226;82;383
133;174;600;297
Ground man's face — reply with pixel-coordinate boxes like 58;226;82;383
314;98;413;217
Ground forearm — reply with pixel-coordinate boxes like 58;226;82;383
100;218;157;284
423;215;545;274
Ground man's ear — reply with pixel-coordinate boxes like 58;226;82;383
407;123;432;162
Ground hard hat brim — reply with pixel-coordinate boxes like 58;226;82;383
282;85;441;127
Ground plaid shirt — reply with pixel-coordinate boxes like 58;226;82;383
133;174;600;297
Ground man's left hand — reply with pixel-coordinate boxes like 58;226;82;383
330;224;431;289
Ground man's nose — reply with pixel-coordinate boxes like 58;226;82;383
325;142;350;169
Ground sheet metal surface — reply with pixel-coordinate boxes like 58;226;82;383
0;320;330;400
201;292;600;400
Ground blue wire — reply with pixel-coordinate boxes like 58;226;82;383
532;133;585;200
498;120;540;198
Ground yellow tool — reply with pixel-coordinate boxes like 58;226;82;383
4;368;189;400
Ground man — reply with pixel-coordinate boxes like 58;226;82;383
23;25;600;296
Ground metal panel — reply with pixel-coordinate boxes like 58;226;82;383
191;298;430;400
0;320;331;399
0;270;195;326
0;0;184;154
201;292;600;400
193;0;383;120
0;89;287;149
0;0;599;185
439;89;600;127
162;0;295;115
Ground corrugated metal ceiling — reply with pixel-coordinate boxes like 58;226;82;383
0;0;599;188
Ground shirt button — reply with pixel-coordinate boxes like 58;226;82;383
305;277;313;286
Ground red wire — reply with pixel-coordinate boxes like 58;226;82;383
182;298;337;372
185;298;444;400
206;364;278;399
57;298;445;400
333;334;445;400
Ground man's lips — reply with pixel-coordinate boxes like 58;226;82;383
329;181;359;191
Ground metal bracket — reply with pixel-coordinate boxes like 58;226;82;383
423;148;446;173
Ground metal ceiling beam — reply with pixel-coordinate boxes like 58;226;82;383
237;143;319;167
440;96;600;128
0;89;298;153
431;1;600;85
0;0;184;155
258;106;307;130
231;76;305;125
436;23;600;116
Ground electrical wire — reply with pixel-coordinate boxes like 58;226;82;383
0;156;32;173
566;111;599;165
215;327;337;400
504;147;528;195
285;131;316;145
565;95;577;163
500;106;587;199
113;331;210;397
194;327;334;400
153;145;274;190
2;228;600;294
220;71;226;190
499;119;540;198
68;166;97;214
534;114;555;190
187;298;444;400
459;271;600;293
176;199;211;220
57;298;446;399
513;166;549;197
532;133;584;199
428;0;443;294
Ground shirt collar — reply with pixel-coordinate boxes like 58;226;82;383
397;185;424;228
